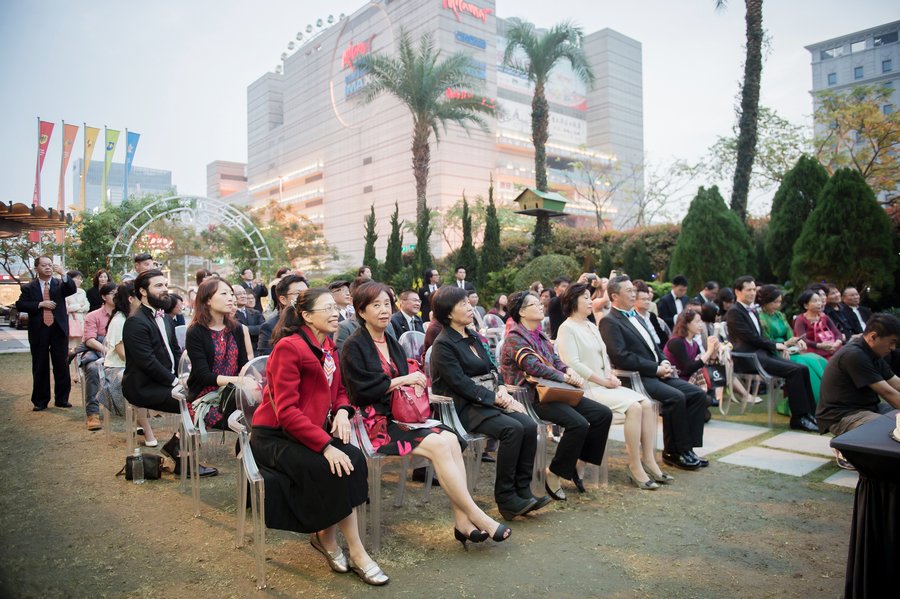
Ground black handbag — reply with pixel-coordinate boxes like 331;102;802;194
117;453;163;480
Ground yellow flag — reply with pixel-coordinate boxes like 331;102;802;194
80;126;100;211
100;128;119;208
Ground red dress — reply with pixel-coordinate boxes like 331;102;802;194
189;327;239;428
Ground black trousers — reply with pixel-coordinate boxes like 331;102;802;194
533;397;612;480
472;411;537;503
735;351;815;418
29;323;70;408
126;384;180;414
638;376;707;455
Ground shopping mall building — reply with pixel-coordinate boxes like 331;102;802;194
227;0;643;265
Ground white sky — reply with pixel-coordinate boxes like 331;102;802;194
1;0;897;219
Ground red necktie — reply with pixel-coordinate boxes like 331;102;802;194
42;281;53;326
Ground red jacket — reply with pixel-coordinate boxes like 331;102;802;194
251;327;352;452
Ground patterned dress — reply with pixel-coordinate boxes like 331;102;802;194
188;328;239;428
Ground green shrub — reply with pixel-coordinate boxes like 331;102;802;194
512;254;580;290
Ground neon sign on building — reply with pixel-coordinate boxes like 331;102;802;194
341;35;376;71
443;0;493;24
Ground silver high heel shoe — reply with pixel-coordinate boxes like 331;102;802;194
310;533;349;573
348;557;390;586
642;462;675;484
627;470;660;490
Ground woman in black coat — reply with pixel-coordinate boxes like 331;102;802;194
430;286;550;520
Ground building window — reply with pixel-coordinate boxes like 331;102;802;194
363;157;372;165
874;31;898;47
854;66;864;80
827;72;837;85
363;185;373;193
305;173;323;183
850;40;866;53
883;59;893;73
820;46;845;60
884;104;894;115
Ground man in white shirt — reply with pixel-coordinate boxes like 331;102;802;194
390;290;424;338
657;274;688;328
841;286;872;336
468;290;487;330
453;266;475;292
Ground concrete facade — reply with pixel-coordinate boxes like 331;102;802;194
71;158;174;211
206;160;248;200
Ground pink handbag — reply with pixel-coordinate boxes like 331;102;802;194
390;360;430;423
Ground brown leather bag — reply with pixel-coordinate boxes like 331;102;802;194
514;347;583;407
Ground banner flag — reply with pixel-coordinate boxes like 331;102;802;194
100;127;119;208
58;122;79;210
80;125;100;211
32;119;55;206
123;130;140;199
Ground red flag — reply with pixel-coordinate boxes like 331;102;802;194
33;119;55;206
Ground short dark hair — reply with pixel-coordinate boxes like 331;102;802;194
242;268;253;276
797;289;819;310
755;284;783;308
357;265;372;277
805;282;828;295
34;255;52;268
467;289;478;298
66;270;82;280
552;276;571;288
508;291;537;324
704;281;719;291
864;313;900;338
607;275;632;300
134;269;165;301
455;266;466;273
633;280;650;295
686;297;703;308
167;293;183;313
824;283;840;294
671;275;688;287
560;282;591;317
700;301;719;324
99;282;118;297
352;281;392;321
133;253;152;263
399;289;418;301
716;287;735;311
328;280;349;292
275;274;307;307
733;276;755;292
432;286;469;326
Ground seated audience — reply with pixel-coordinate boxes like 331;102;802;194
840;286;872;336
80;282;117;430
258;274;308;356
487;294;510;323
633;280;669;347
725;276;818;432
501;290;613;498
664;310;720;405
600;276;708;471
467;290;487;330
793;290;844;359
341;282;511;545
329;280;354;322
693;281;719;305
233;285;265;350
251;287;387;585
105;284;148;443
167;294;186;327
823;284;854;339
557;283;669;489
430;286;550;517
390;290;425;339
335;277;394;351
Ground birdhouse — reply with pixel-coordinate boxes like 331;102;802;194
512;187;568;217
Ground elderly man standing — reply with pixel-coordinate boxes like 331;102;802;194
121;252;155;283
239;268;268;308
16;256;77;411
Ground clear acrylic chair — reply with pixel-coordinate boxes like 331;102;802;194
507;384;551;497
398;330;426;362
232;355;268;590
176;351;201;516
174;325;187;352
727;352;783;426
605;369;662;486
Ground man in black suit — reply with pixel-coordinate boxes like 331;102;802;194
257;274;308;356
841;286;872;336
390;290;424;338
451;266;476;293
693;281;719;305
418;268;441;321
232;284;265;350
599;275;708;470
547;276;571;340
726;276;818;432
16;256;77;410
657;274;689;329
634;280;670;346
238;268;268;308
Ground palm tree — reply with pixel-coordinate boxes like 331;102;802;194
355;30;494;230
716;0;764;222
502;19;594;255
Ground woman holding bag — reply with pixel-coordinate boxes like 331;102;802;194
341;281;511;548
500;291;613;501
430;286;551;520
250;287;387;586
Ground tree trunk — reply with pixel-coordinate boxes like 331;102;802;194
532;213;552;258
532;80;549;192
411;121;431;225
730;0;764;222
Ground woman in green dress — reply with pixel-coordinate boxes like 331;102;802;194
756;285;827;415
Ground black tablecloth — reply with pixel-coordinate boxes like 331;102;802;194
831;410;900;599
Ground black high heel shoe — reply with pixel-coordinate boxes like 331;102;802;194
491;524;512;542
454;528;489;550
572;472;587;493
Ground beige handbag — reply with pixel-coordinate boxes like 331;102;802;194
514;347;583;407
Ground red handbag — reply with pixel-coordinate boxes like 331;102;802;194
390;360;431;423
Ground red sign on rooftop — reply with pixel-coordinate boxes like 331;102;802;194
443;0;493;24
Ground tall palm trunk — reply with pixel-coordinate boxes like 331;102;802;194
730;0;764;222
411;122;431;224
531;79;552;256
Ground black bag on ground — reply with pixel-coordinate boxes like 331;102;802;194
117;453;163;480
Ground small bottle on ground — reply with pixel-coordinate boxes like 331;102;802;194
132;447;144;484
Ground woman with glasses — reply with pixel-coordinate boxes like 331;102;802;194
251;287;387;586
500;291;613;500
341;281;512;548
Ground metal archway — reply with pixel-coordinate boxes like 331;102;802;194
108;195;271;274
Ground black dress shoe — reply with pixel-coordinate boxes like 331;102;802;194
481;452;496;463
411;467;440;487
174;461;218;477
522;494;553;514
571;472;587;493
686;450;709;467
662;451;701;471
55;402;73;408
497;496;537;520
33;405;48;412
790;415;818;432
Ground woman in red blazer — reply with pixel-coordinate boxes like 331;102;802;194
251;288;388;586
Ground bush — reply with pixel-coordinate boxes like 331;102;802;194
512;254;580;290
479;266;520;303
647;281;673;298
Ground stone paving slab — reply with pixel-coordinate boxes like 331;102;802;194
608;418;768;454
762;431;834;457
824;469;859;488
719;446;829;477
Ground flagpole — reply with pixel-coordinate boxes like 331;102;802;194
101;125;107;210
34;116;41;207
123;127;128;202
57;119;66;259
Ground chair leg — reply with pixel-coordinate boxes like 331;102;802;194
250;481;267;589
368;459;382;553
125;403;136;455
395;455;410;508
236;462;247;548
422;462;434;503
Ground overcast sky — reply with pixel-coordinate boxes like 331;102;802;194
1;0;896;218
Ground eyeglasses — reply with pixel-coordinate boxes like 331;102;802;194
307;304;340;313
521;301;541;309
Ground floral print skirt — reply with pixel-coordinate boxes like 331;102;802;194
361;406;465;456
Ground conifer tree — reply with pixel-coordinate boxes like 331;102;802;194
456;194;478;284
480;178;502;279
791;168;896;291
383;202;404;283
765;155;829;281
669;186;751;291
414;200;433;282
362;204;379;278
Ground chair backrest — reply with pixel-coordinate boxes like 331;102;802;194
349;413;380;458
495;338;504;367
541;317;550;336
484;313;504;329
423;346;433;380
238;355;269;424
175;325;187;351
177;350;191;385
398;330;426;360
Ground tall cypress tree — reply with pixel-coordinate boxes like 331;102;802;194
791;168;896;291
765;155;829;281
669;186;752;291
457;194;478;284
480;177;502;279
414;200;433;282
383;201;404;283
362;204;379;277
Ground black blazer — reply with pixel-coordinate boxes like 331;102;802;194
16;276;77;337
122;304;182;406
824;305;854;339
86;286;103;312
241;281;268;306
184;324;249;402
236;307;265;337
598;308;664;378
725;303;775;354
656;292;682;329
256;314;279;356
340;325;409;416
390;311;424;338
646;311;670;346
548;297;565;340
418;284;440;321
841;304;872;336
431;326;503;430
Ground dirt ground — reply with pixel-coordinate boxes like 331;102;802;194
0;352;853;599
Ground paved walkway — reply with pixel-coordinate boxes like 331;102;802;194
0;325;29;353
